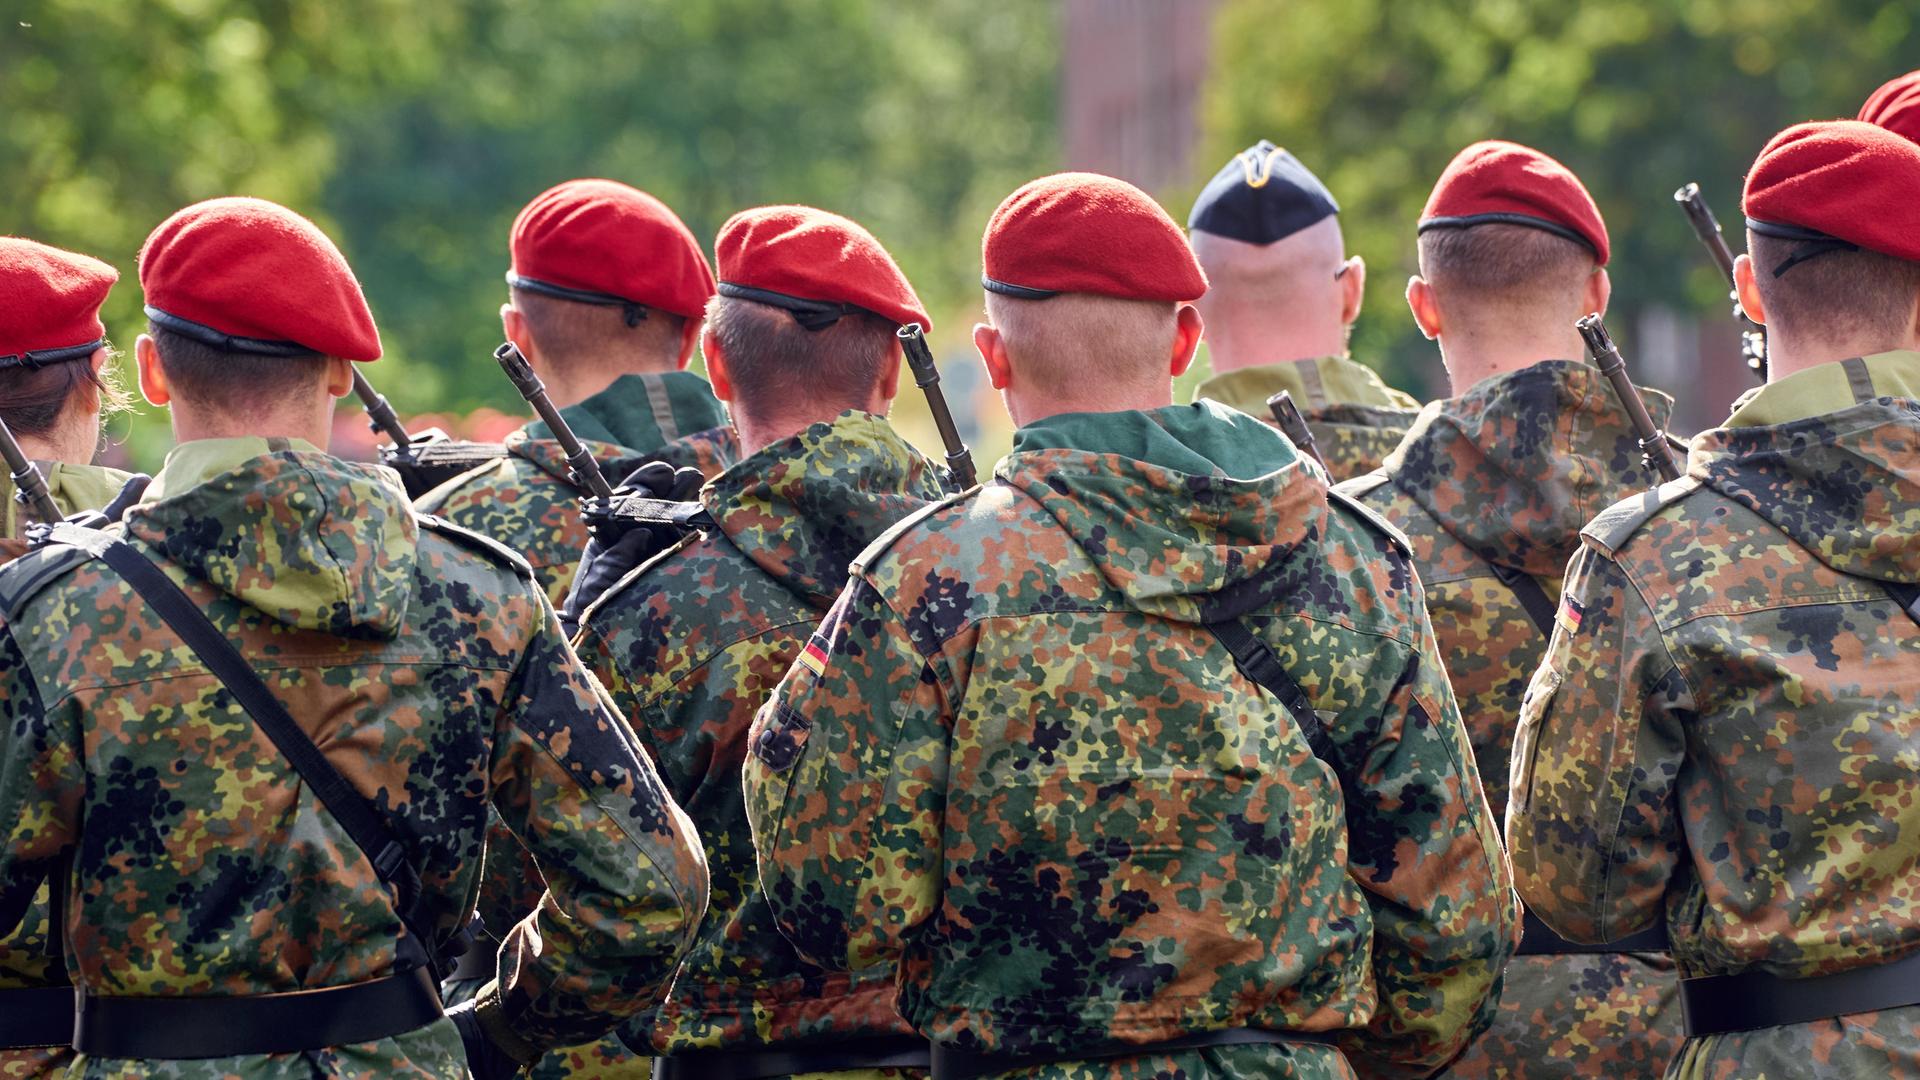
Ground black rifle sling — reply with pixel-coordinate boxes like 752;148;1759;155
1885;582;1920;630
1487;561;1559;638
1204;618;1335;764
90;537;441;972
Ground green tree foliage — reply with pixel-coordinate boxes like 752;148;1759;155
2;0;1053;467
1200;0;1918;400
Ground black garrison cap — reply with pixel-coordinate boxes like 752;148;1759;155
1187;140;1340;245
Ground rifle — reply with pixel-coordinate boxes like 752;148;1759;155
897;324;978;492
1266;390;1326;469
352;369;508;500
0;413;61;527
1577;314;1683;484
1674;183;1767;381
493;342;616;501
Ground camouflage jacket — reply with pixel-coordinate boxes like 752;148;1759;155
0;460;132;1080
1337;362;1683;1079
416;371;737;607
0;438;708;1079
1192;355;1422;481
744;402;1516;1079
575;411;945;1057
1509;351;1920;1078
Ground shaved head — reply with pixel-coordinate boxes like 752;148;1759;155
1191;216;1361;370
983;292;1179;399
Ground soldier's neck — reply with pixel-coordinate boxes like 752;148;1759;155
169;402;334;452
1204;323;1345;374
536;353;680;410
1438;329;1587;398
1763;327;1920;384
731;394;886;457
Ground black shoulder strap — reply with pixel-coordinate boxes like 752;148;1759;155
1883;582;1920;630
82;532;441;972
1487;561;1558;638
1204;618;1335;763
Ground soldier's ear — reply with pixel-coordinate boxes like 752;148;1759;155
1585;267;1612;319
1734;254;1767;328
501;304;539;368
704;326;734;403
876;340;902;405
324;357;355;399
1170;304;1203;378
1339;255;1366;326
134;334;172;408
674;317;701;372
974;322;1012;390
1407;276;1442;340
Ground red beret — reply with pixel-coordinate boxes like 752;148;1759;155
139;197;380;361
1743;120;1920;266
982;172;1206;302
0;238;117;369
509;179;714;322
1418;140;1609;266
1859;70;1920;145
714;205;929;331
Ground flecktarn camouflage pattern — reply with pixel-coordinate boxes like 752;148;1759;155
744;402;1516;1079
1509;355;1920;1079
0;440;707;1079
0;460;133;1080
1339;360;1683;1079
1192;355;1421;481
575;410;944;1075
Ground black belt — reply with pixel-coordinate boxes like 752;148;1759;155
1682;949;1920;1038
0;986;72;1050
930;1027;1337;1080
653;1035;930;1080
1516;910;1671;956
74;966;444;1059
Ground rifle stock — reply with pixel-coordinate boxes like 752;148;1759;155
1578;314;1683;485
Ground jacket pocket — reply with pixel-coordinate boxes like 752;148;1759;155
751;704;813;773
1509;668;1563;815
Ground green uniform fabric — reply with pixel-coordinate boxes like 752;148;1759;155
1338;361;1684;1078
420;371;734;1078
1191;356;1422;481
1508;352;1920;1079
574;411;943;1076
0;442;709;1079
417;371;737;608
744;400;1517;1079
0;458;133;1080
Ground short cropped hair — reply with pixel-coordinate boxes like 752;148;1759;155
706;296;897;414
1417;222;1597;313
984;292;1178;396
511;287;687;369
149;324;332;413
0;346;130;437
1748;234;1920;344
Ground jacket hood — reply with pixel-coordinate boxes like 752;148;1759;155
1692;398;1920;583
999;401;1327;622
703;411;946;608
1384;360;1675;576
124;450;419;638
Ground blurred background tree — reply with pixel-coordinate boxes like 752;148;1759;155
4;0;1916;469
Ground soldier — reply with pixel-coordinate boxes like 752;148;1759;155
0;238;142;1075
1860;69;1920;143
1186;140;1421;480
0;196;708;1079
1337;140;1683;1079
417;178;736;608
572;205;945;1079
1508;120;1920;1077
743;172;1517;1080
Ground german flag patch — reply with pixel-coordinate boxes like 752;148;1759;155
1558;596;1586;635
799;639;829;679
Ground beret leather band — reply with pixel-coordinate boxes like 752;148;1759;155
1745;217;1862;278
505;271;648;326
717;281;871;332
145;305;318;358
1416;211;1599;256
0;338;104;372
980;276;1059;300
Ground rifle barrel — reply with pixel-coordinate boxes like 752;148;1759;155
897;324;978;491
351;369;416;453
493;343;615;500
1674;183;1739;283
1578;314;1683;484
0;414;62;525
1266;391;1326;468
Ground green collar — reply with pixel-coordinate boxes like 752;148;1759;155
522;371;729;451
1010;400;1295;481
145;437;323;503
1726;351;1920;428
1192;356;1420;416
2;460;136;538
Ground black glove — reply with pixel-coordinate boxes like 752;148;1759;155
559;462;707;635
445;999;521;1080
